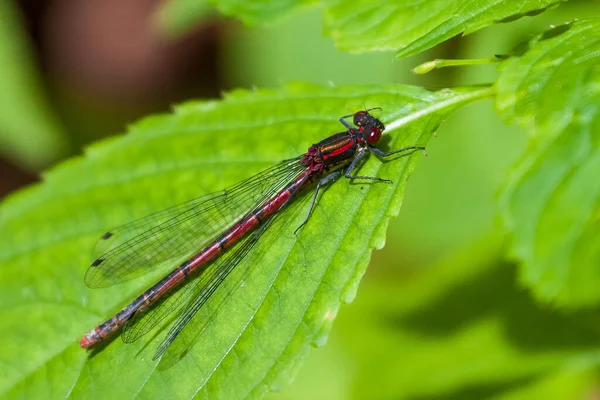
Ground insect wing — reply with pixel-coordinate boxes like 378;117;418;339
152;216;276;360
85;157;305;288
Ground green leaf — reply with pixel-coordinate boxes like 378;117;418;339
155;0;214;37
496;19;600;307
157;0;563;58
275;234;600;399
323;0;565;57
0;83;492;399
156;0;315;34
498;369;598;400
0;0;69;171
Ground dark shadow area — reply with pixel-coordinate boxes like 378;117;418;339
539;21;573;41
85;331;119;359
4;0;226;196
0;158;37;199
506;21;572;57
409;374;539;400
390;260;600;351
497;3;565;23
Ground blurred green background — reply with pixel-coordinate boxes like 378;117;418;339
2;0;599;398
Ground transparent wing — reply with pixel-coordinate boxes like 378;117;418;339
119;209;277;350
85;156;305;288
152;216;276;360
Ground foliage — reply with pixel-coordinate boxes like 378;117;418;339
277;235;600;399
156;0;565;56
1;0;599;399
0;0;69;170
496;19;600;307
0;84;490;398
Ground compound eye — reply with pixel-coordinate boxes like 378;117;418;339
367;127;381;144
353;111;367;126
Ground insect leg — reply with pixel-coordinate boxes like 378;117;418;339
369;145;425;158
344;147;391;182
338;115;354;130
294;171;341;234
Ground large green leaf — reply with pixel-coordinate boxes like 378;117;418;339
496;19;600;307
157;0;563;58
0;0;69;171
0;83;492;399
323;0;564;56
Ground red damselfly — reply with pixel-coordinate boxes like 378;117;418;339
80;109;424;359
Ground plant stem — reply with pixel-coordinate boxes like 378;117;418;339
413;57;503;74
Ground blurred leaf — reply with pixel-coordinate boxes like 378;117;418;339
226;8;405;88
155;0;213;37
497;368;598;400
277;235;600;399
496;19;600;307
208;0;316;24
158;0;564;58
156;0;314;34
0;83;492;399
323;0;565;57
0;0;69;171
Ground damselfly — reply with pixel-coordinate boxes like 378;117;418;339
80;109;424;359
